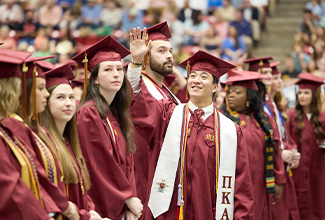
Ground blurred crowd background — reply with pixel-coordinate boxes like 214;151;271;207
1;0;325;110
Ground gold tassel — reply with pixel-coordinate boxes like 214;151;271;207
259;60;263;73
142;34;149;70
179;204;184;220
185;61;190;100
82;53;88;100
32;66;37;120
21;63;28;121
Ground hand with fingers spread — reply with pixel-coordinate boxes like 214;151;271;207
129;27;151;65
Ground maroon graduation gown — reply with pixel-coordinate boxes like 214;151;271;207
286;110;325;220
1;117;68;214
156;110;255;220
130;77;179;218
64;139;95;220
76;100;136;219
41;127;94;220
236;113;285;220
0;126;50;220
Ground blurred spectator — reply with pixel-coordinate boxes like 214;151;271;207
60;2;82;30
0;0;23;29
17;7;40;47
316;50;325;72
100;0;123;29
240;0;260;47
307;58;324;76
213;11;229;41
119;6;144;46
0;25;17;50
161;10;185;50
134;0;150;12
184;10;210;45
282;55;300;79
216;0;236;22
305;0;322;20
230;10;253;55
297;9;318;38
56;0;77;11
231;0;244;9
313;39;325;61
33;37;53;62
291;42;311;73
301;33;314;55
39;0;63;30
55;26;75;59
221;25;247;65
177;0;198;22
250;0;268;30
321;0;325;17
80;0;102;29
311;25;325;44
200;26;222;56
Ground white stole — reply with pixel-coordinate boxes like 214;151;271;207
142;75;181;104
148;104;237;219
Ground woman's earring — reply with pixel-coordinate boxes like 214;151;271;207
246;101;250;107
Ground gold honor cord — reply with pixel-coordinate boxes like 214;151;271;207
0;127;43;206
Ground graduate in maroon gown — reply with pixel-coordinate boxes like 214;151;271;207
222;69;286;220
16;56;81;220
143;50;255;220
127;22;181;217
0;50;56;219
73;35;142;219
269;61;301;220
286;72;325;220
41;63;102;220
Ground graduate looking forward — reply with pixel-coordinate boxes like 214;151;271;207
130;48;255;219
72;35;142;220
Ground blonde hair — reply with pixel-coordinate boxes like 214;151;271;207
0;77;21;119
41;85;90;189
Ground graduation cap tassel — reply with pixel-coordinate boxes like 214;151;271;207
21;63;28;121
82;53;88;100
185;61;190;100
32;66;37;121
142;34;149;70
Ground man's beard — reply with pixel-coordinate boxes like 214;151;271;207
149;54;173;77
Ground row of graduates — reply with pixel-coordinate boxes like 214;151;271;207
0;20;324;220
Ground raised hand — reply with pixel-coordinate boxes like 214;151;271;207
129;27;151;64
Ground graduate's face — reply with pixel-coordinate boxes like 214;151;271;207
187;71;218;105
34;77;50;114
227;85;248;113
271;73;283;93
49;84;76;123
297;88;313;107
149;40;174;77
259;67;272;86
96;61;124;93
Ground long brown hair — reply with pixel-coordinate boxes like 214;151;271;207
79;63;135;153
295;90;324;143
274;92;288;122
0;77;21;119
42;85;91;189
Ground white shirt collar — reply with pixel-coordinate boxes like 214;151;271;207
188;101;214;121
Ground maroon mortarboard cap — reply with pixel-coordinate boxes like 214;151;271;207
36;60;55;73
226;69;270;91
270;61;281;75
0;49;31;79
179;50;235;80
296;72;325;92
244;56;273;70
146;21;171;42
72;35;130;72
70;78;84;89
45;63;75;89
25;56;55;79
